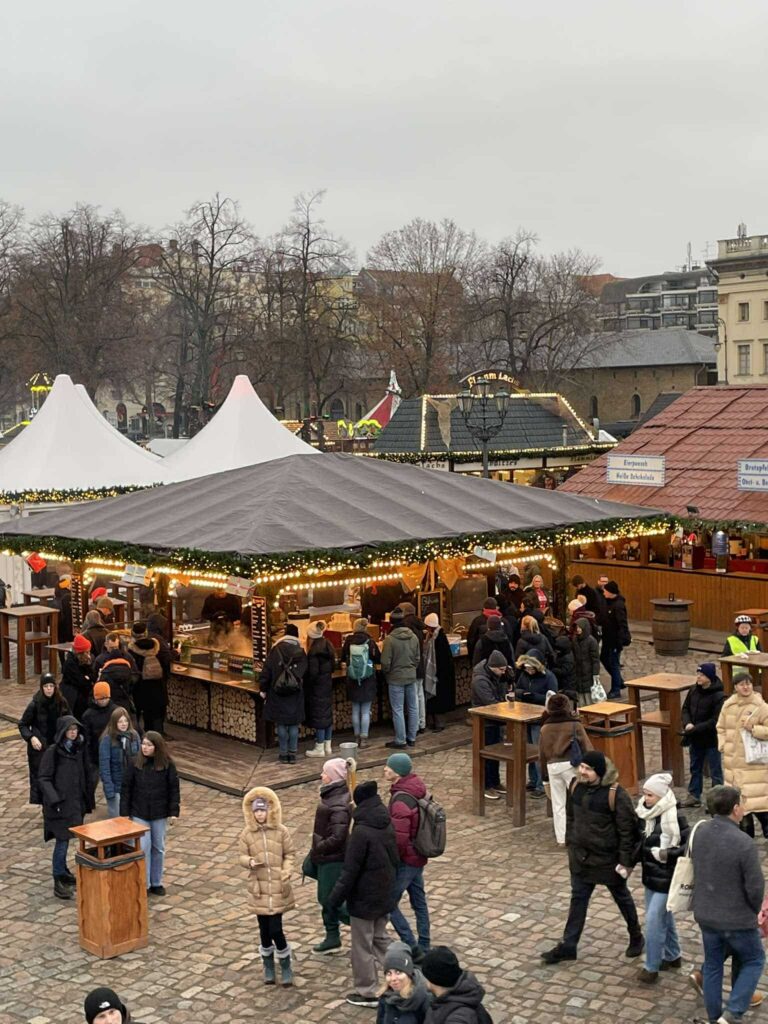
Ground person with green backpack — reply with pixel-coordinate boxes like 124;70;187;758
342;618;381;749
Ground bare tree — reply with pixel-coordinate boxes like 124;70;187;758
469;234;600;388
273;191;355;417
155;194;259;436
361;218;481;395
10;204;145;396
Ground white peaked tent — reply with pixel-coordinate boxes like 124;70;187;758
161;374;318;483
0;374;166;498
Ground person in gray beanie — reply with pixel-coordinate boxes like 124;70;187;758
376;941;430;1023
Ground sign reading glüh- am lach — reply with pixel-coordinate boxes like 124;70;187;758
738;460;768;491
606;454;666;487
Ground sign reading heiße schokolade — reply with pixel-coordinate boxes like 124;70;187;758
606;454;666;487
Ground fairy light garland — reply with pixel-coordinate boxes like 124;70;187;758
0;518;671;580
0;485;155;505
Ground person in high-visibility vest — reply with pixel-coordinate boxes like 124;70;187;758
722;615;763;657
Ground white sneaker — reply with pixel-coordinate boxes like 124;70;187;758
484;789;501;800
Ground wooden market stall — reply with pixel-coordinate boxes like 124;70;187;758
0;452;668;747
561;385;768;633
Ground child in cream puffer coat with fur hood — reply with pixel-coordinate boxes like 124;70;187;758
238;786;296;985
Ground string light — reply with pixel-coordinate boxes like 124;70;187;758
0;485;156;504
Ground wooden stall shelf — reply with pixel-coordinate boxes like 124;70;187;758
70;817;149;959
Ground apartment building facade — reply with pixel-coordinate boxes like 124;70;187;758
600;268;718;336
707;229;768;384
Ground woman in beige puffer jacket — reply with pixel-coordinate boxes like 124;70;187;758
238;785;296;985
717;675;768;834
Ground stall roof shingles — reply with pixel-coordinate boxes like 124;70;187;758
560;386;768;522
376;395;596;455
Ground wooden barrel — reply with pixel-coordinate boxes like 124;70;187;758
651;599;693;656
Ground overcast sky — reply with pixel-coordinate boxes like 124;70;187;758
2;1;766;276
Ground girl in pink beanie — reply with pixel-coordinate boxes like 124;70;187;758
306;757;353;954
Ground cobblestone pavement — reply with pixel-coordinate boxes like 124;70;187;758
1;645;762;1024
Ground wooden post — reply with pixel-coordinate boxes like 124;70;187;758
552;545;569;620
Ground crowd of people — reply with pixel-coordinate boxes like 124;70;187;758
17;570;768;1022
258;602;457;762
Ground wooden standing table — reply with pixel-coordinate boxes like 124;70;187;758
624;673;693;786
109;582;143;622
720;653;768;695
467;702;544;825
0;606;59;683
22;587;57;647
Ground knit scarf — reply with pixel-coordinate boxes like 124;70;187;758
423;633;438;697
635;788;680;846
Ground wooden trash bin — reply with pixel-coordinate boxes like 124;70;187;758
580;701;639;795
651;598;694;656
69;817;150;959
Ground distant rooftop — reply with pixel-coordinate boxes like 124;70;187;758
571;329;716;370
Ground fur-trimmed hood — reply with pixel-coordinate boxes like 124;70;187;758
241;785;283;830
597;758;619;787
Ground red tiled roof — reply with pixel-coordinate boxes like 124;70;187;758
560;386;768;522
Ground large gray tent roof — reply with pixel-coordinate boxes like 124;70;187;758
0;453;665;573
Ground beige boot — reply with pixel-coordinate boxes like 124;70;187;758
305;742;326;758
324;739;333;755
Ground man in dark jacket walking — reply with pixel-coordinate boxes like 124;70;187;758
600;581;630;699
327;780;399;1007
681;663;725;808
385;752;431;956
541;750;643;964
38;714;94;899
422;946;490;1023
691;785;765;1024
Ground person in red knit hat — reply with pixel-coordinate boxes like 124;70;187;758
60;634;95;720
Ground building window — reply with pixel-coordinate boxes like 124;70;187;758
738;302;750;322
329;398;345;420
763;342;768;375
763;300;768;321
590;396;598;420
738;344;752;376
631;394;641;419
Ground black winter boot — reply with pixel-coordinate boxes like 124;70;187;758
54;877;73;900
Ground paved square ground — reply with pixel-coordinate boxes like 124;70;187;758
0;645;762;1023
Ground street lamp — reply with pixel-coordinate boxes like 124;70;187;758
715;317;728;385
456;380;510;478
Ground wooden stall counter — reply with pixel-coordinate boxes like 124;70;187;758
467;701;544;826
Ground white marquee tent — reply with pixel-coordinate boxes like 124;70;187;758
160;374;317;483
0;374;166;499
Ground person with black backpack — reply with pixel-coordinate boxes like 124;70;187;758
384;752;440;960
541;750;643;965
342;618;381;750
259;624;308;764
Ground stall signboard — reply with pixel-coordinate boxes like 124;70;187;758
738;460;768;491
226;575;253;598
250;595;268;668
418;590;443;622
606;454;666;487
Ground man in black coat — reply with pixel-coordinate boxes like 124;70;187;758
327;780;399;1007
600;581;631;700
81;681;117;796
680;663;725;808
38;714;94;900
541;750;642;964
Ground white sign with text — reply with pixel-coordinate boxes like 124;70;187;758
738;460;768;491
606;454;666;487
